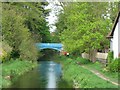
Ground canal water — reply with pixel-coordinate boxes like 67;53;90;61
10;50;72;88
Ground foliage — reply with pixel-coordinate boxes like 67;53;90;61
56;2;118;55
76;57;91;64
0;41;12;62
58;56;118;88
109;2;119;23
107;58;120;72
107;51;120;72
8;2;51;43
107;51;114;65
1;59;37;88
2;3;39;61
50;32;61;43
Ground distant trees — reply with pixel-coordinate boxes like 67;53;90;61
2;2;50;62
56;2;118;61
50;32;61;43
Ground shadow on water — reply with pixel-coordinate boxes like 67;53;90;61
9;49;72;88
38;49;60;61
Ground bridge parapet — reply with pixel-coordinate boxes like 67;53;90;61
36;43;63;51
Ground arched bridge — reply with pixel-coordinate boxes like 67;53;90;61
36;43;63;51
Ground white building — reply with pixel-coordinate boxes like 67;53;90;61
107;11;120;59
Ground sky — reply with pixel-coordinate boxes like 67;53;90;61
45;0;63;32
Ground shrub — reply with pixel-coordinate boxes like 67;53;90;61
76;57;91;64
0;41;12;62
107;51;114;65
108;58;120;72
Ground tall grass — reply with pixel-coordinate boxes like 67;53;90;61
1;59;37;88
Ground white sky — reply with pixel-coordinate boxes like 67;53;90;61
45;0;63;32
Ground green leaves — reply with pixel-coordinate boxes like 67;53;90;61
56;2;118;54
9;2;51;43
2;3;39;61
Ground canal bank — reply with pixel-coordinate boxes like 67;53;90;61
56;56;118;88
1;59;37;88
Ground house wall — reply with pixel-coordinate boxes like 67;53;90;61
118;17;120;57
112;17;120;58
110;39;113;51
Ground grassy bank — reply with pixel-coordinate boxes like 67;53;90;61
0;59;37;88
75;57;118;83
56;56;118;88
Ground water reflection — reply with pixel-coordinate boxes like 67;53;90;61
47;71;56;88
47;61;62;88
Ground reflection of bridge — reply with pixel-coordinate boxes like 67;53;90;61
36;43;63;51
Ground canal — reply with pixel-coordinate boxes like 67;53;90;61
10;49;72;88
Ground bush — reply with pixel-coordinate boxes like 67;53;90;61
76;57;91;64
107;51;114;65
0;41;12;63
108;58;120;72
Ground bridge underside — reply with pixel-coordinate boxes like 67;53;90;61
36;43;63;51
40;47;62;51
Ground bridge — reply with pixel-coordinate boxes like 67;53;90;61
36;43;63;51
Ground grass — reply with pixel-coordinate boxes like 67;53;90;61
0;59;37;88
56;56;118;88
86;62;118;82
75;57;118;83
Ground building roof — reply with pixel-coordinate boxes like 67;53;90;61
106;11;120;38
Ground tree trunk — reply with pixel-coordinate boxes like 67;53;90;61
89;49;97;62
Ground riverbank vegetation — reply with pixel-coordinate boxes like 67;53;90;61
56;56;118;88
75;57;119;83
1;59;37;88
2;2;51;62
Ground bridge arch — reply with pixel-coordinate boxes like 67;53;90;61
40;47;61;51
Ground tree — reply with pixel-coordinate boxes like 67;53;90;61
8;2;51;43
2;3;39;61
56;2;118;62
50;32;60;43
